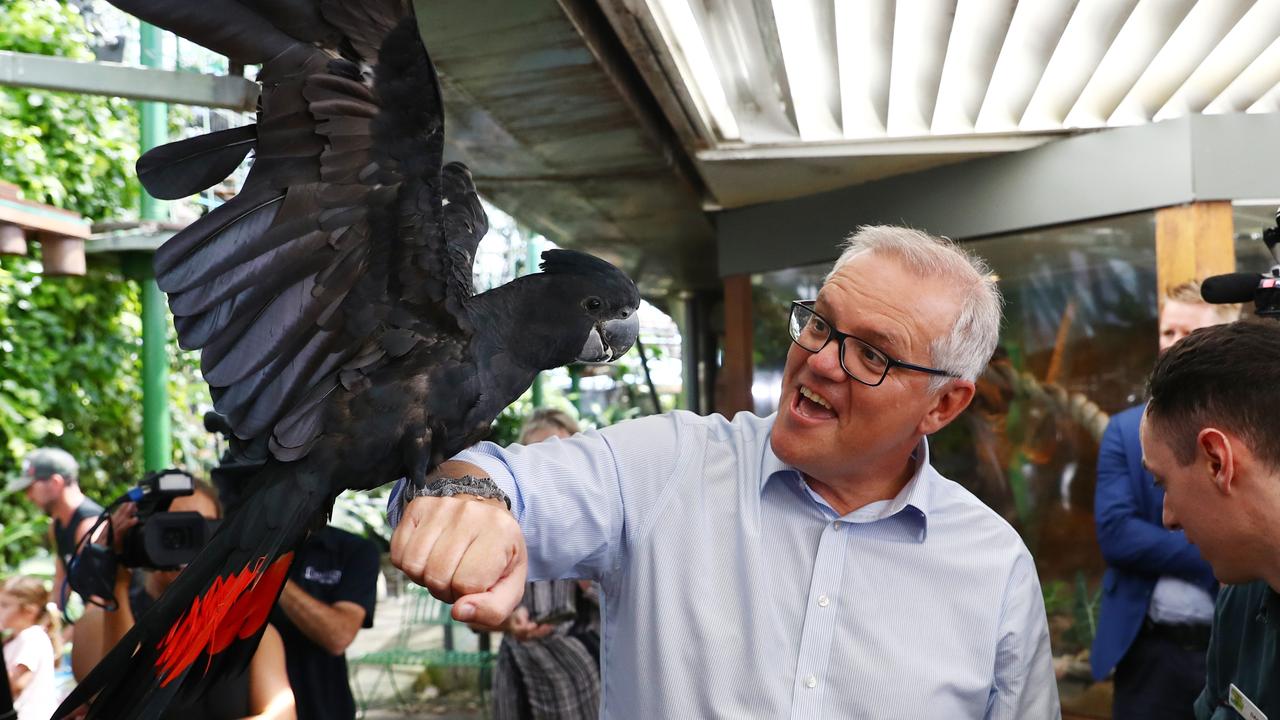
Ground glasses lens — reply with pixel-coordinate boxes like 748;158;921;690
841;336;890;384
789;304;828;352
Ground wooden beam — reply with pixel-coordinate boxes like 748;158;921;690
718;274;754;415
0;197;89;238
1155;201;1235;303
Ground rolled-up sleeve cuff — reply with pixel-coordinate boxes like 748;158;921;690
453;444;520;513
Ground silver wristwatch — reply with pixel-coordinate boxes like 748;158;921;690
401;474;512;515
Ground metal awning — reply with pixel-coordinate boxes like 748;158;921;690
605;0;1280;207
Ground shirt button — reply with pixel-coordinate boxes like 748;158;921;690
804;675;817;689
817;594;830;608
832;521;843;531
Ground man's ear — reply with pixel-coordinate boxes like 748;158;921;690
919;380;975;435
1197;428;1236;495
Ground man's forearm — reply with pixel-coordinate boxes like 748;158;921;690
277;581;364;656
102;566;136;652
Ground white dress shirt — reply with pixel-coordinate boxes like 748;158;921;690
390;410;1060;719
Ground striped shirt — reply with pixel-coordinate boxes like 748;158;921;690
390;410;1060;719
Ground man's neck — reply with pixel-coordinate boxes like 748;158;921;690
50;487;84;526
804;444;920;516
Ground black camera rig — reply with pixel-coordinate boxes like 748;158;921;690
1202;208;1280;318
64;469;220;611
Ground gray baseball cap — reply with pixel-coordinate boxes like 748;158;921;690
7;447;78;492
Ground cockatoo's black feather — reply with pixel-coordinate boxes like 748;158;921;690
56;2;639;718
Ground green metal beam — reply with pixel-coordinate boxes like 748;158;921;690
138;23;172;473
0;50;258;111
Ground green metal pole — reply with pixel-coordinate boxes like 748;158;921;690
139;22;171;471
524;232;544;407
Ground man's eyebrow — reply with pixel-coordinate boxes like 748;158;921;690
858;327;903;350
813;298;904;349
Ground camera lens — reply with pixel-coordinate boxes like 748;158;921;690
161;526;192;549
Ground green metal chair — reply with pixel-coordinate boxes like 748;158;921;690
349;584;494;717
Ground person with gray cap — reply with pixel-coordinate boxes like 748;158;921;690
9;448;103;609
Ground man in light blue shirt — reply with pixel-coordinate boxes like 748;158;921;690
389;226;1060;718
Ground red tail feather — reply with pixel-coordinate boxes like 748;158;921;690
155;552;295;686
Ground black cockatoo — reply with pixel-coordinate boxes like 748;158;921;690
56;1;639;717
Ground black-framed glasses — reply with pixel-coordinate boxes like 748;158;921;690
787;300;958;387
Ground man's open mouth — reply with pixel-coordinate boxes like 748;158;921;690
795;384;837;420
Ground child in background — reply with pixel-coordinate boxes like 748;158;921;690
1;576;60;720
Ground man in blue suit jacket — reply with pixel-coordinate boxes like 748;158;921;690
1092;282;1236;719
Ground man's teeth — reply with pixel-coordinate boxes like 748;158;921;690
800;386;832;411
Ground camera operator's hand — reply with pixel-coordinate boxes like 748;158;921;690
107;502;139;554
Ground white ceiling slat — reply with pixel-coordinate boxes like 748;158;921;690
1156;0;1280;121
629;0;1280;161
771;0;842;141
698;3;800;143
835;0;895;138
886;0;957;137
1247;79;1280;113
931;0;1017;135
974;0;1081;132
1064;0;1198;128
644;0;741;140
1206;35;1280;113
1020;0;1139;130
1109;0;1255;126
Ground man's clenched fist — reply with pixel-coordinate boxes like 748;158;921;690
390;492;528;625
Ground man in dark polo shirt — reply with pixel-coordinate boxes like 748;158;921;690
1139;321;1280;719
7;447;103;610
273;524;381;720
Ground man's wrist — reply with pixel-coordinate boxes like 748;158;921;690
403;474;511;516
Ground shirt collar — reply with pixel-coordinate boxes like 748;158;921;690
761;426;933;543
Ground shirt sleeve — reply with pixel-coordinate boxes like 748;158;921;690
332;532;381;628
986;551;1061;720
7;626;52;676
389;412;685;583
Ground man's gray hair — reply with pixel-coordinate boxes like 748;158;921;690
827;225;1003;391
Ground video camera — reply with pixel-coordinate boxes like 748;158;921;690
1201;208;1280;318
65;469;220;610
118;469;218;569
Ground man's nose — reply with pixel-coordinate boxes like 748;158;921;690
1162;497;1180;531
807;339;846;380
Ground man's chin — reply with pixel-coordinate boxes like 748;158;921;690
770;421;812;468
1211;564;1251;586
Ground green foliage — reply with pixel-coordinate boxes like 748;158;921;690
0;254;142;570
752;283;792;369
1066;571;1101;651
1042;579;1071;617
1042;572;1102;653
0;1;215;574
0;0;139;221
